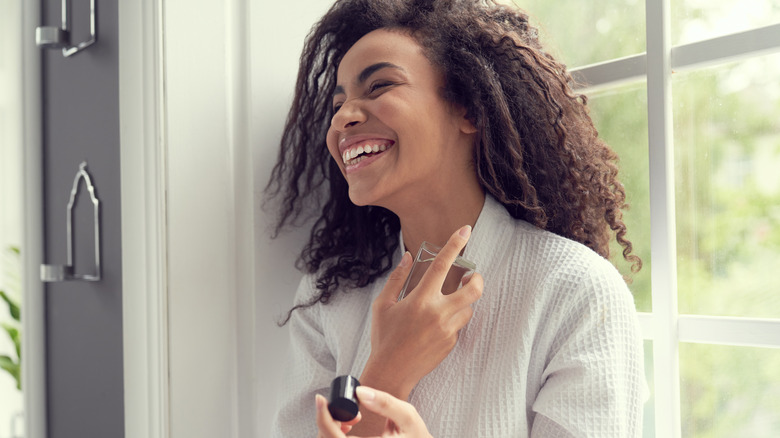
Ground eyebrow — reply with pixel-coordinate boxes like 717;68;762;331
333;62;405;96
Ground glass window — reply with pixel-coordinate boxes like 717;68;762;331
672;0;780;46
588;81;652;312
515;0;646;68
680;343;780;437
673;53;780;318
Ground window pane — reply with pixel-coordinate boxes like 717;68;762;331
588;81;651;312
680;343;780;437
673;54;780;318
672;0;780;46
516;0;645;68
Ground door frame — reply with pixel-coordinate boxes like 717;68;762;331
118;1;170;437
21;0;46;436
119;1;256;438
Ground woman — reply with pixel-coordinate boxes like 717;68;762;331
266;0;646;436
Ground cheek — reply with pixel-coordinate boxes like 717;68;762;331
325;130;340;162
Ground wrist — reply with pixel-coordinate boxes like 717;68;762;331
359;361;414;401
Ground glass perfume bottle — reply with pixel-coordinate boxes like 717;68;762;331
397;241;477;301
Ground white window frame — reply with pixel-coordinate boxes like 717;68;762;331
571;2;780;437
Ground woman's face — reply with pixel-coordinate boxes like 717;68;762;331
326;28;477;212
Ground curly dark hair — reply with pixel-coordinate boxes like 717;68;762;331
265;0;642;322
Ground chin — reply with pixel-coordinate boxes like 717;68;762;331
347;186;390;209
347;187;373;207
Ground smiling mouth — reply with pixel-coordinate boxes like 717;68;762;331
341;140;394;166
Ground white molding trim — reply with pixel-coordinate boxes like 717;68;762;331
672;23;780;72
678;315;780;348
21;1;47;437
637;312;654;340
572;53;647;92
163;0;253;436
573;23;780;91
646;0;682;437
226;0;257;436
119;0;171;437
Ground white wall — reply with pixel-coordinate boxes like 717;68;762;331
0;0;25;436
252;0;333;434
163;1;249;436
122;1;336;436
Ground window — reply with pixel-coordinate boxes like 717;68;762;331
516;0;780;436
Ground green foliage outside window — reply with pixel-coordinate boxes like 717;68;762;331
673;55;780;437
0;246;22;391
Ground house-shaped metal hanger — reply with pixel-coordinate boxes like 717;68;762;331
41;161;101;282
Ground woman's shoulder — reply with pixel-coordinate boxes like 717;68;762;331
487;211;632;307
472;196;623;288
293;270;380;319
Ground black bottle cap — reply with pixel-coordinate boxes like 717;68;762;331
328;375;361;422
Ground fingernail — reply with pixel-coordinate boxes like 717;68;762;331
459;225;472;238
356;386;375;403
315;394;326;409
399;251;412;268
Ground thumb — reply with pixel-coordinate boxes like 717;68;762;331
355;386;426;434
376;251;413;304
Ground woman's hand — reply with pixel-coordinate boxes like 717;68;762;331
361;225;484;399
316;386;433;438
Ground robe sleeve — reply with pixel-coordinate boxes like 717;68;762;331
531;257;647;438
271;275;336;438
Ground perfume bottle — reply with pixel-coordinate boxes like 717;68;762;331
397;241;476;301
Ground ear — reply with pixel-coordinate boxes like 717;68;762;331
454;104;477;135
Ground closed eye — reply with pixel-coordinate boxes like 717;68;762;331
368;80;394;94
331;80;395;113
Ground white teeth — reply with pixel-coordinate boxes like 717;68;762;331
342;142;392;165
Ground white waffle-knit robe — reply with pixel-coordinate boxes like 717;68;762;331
272;195;646;437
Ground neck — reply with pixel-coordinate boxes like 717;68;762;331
393;186;486;257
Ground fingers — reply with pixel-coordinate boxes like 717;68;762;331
376;251;413;303
451;271;483;309
415;225;472;299
355;386;430;435
340;411;361;434
315;394;346;438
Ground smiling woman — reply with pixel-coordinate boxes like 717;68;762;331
264;1;645;437
326;29;481;220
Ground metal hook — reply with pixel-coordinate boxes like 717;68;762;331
41;162;102;282
35;0;97;58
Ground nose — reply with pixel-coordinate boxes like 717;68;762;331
331;99;367;131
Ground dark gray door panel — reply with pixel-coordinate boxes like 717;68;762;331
41;0;124;436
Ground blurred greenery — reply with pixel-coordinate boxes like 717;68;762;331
588;83;652;311
515;1;780;437
518;0;646;68
672;0;780;46
680;343;780;436
674;55;780;320
673;55;780;438
0;246;22;391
